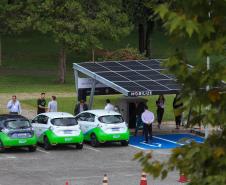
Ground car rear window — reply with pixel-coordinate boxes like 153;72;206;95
51;118;78;126
4;120;31;129
98;115;124;124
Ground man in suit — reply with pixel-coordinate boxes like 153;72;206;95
74;99;88;115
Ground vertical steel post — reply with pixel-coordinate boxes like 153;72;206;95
89;79;96;109
73;69;79;104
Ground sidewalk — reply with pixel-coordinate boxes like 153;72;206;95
131;121;211;137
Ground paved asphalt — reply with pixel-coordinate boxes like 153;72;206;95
0;143;182;185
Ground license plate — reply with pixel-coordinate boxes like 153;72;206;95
17;133;27;137
18;140;27;144
64;138;72;142
64;130;72;134
113;135;120;138
112;128;120;131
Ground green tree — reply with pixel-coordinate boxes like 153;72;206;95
123;0;158;57
0;0;32;66
81;0;133;61
135;1;226;185
34;0;132;83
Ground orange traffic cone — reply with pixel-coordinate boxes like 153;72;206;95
65;181;69;185
102;174;108;185
140;172;147;185
178;173;188;183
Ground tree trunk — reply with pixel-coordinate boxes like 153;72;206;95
58;47;66;84
0;35;2;66
145;19;154;57
138;24;145;54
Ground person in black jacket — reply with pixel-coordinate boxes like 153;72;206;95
74;99;88;115
156;95;165;129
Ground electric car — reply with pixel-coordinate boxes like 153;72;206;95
0;114;37;152
32;112;83;150
75;110;129;147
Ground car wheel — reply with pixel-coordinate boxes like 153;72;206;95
90;134;100;147
76;143;83;149
28;146;37;152
121;140;129;146
43;137;52;150
0;140;5;153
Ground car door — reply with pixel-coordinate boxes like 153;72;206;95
32;115;49;137
76;113;90;134
76;113;97;133
84;113;98;132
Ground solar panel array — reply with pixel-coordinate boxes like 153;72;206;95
77;60;181;96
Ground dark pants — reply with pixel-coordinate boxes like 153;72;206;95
135;116;144;136
143;124;152;142
157;108;164;125
175;115;182;126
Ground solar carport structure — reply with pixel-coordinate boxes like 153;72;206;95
73;59;181;108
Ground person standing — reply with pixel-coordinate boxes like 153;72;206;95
141;105;155;143
37;93;47;114
104;99;114;111
7;95;22;115
48;96;58;112
173;94;183;129
134;102;145;136
156;95;165;129
74;99;88;115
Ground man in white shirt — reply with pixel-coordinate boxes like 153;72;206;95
7;95;22;115
141;105;155;143
104;99;114;111
48;96;58;112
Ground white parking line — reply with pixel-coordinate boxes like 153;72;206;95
153;136;184;146
0;155;17;160
37;148;50;154
129;144;149;150
83;146;101;152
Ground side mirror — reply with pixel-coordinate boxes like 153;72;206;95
31;120;35;123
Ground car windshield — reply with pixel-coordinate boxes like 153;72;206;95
4;120;31;129
51;118;77;126
98;115;124;124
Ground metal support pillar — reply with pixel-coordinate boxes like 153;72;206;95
73;69;79;103
89;79;96;109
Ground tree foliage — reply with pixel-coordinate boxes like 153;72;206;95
0;0;32;66
33;0;132;83
135;1;226;184
123;0;156;56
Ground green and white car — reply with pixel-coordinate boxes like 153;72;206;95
32;112;84;150
0;114;37;152
75;110;130;147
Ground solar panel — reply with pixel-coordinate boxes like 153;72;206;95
74;60;181;96
117;71;149;81
96;72;128;81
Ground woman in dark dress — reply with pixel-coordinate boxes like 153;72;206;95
156;95;165;129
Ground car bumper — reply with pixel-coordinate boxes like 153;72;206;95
1;135;37;148
47;131;84;145
91;128;130;143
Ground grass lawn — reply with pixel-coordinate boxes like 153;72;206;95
21;94;176;121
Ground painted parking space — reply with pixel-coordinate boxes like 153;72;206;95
129;133;204;150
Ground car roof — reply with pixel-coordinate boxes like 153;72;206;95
37;112;74;119
0;114;28;121
81;109;121;117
